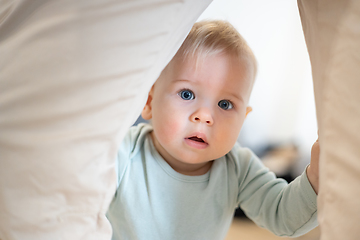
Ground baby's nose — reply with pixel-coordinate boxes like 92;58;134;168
190;108;213;125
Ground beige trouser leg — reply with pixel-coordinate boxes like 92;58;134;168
298;1;360;239
0;1;210;239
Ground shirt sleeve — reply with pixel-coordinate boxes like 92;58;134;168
116;124;153;187
232;145;318;237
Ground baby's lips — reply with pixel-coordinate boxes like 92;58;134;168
186;132;208;144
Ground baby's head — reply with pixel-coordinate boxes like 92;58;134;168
176;20;257;87
142;20;257;175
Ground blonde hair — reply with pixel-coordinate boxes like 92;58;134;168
175;20;257;80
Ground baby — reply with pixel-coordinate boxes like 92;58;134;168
107;20;319;240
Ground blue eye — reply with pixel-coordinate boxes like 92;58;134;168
218;100;233;110
179;89;195;100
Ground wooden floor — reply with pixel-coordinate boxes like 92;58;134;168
225;218;320;240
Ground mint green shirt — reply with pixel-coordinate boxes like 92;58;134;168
107;124;317;240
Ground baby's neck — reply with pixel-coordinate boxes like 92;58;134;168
169;160;214;176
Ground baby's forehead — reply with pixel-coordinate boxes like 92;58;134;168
170;53;255;84
174;51;254;73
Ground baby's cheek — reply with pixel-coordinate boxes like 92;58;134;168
155;115;181;143
164;120;181;141
218;125;240;152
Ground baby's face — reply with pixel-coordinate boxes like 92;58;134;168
143;53;253;175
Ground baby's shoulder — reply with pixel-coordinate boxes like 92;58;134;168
224;143;264;177
116;123;153;185
226;142;257;165
119;123;153;157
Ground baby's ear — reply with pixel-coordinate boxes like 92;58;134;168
245;106;252;117
141;86;154;120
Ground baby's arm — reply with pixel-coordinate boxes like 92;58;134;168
307;138;320;194
234;144;318;237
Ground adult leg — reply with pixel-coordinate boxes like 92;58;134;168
298;1;360;239
0;1;211;239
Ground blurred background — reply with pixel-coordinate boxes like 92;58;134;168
135;0;319;238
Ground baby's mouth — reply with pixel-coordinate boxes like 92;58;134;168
185;134;209;149
188;136;205;143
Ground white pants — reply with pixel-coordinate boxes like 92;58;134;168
298;0;360;239
0;1;210;239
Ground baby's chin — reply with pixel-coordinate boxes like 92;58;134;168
177;152;224;164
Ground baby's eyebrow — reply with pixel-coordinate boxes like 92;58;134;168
170;79;195;86
226;92;244;103
172;79;191;83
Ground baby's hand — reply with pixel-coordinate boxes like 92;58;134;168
307;137;320;194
